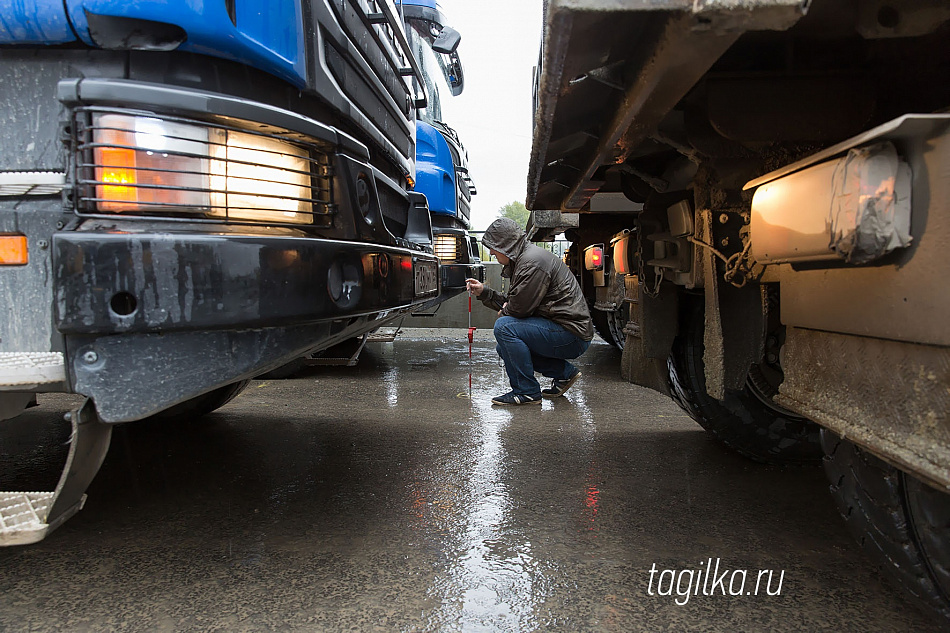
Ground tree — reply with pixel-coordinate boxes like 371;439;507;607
497;200;530;228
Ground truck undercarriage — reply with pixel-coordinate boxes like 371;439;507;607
528;0;950;617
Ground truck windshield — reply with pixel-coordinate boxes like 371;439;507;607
406;18;458;126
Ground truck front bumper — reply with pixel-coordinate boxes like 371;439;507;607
54;226;439;335
49;224;439;422
441;262;485;289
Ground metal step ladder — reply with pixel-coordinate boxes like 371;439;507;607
0;352;66;388
0;399;112;546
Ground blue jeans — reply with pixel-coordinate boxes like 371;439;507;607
493;316;591;396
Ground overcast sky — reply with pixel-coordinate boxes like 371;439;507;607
436;0;544;231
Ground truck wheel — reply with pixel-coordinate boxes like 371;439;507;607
822;430;950;618
148;380;250;422
667;304;821;463
592;307;626;350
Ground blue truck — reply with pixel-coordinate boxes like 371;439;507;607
0;0;463;544
402;0;482;295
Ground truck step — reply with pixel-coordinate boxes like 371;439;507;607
0;491;61;546
0;400;112;546
0;352;65;387
305;334;370;367
366;322;404;344
366;331;399;343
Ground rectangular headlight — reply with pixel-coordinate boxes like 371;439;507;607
91;113;314;225
434;235;460;263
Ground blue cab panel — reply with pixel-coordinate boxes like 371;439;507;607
66;0;306;87
0;0;76;43
415;120;456;217
0;0;306;88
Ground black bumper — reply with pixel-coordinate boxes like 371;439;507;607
54;229;440;334
441;262;484;289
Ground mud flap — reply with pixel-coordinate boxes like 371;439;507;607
620;281;677;396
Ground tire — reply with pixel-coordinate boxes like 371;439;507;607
147;380;250;422
822;430;950;619
592;307;626;350
667;302;821;463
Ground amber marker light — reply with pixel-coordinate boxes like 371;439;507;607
95;143;138;211
0;234;28;265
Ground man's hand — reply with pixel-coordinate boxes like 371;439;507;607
465;278;484;296
498;301;508;317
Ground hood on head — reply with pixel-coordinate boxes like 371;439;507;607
481;217;528;262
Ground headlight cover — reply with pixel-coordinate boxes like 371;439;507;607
86;112;328;226
434;234;460;263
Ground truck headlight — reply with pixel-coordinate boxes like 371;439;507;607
434;234;460;263
91;113;314;225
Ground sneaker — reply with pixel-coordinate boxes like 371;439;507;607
491;391;542;406
541;371;582;398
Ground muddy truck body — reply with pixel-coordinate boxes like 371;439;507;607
527;0;950;617
0;0;443;544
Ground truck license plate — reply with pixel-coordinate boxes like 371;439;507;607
414;260;438;296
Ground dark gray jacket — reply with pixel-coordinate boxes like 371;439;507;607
479;218;594;341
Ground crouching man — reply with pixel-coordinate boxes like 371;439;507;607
466;218;594;406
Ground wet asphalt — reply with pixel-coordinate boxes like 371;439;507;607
0;331;939;631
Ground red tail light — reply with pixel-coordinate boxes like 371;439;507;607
584;244;605;271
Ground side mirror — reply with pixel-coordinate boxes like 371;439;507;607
446;50;464;96
432;26;461;54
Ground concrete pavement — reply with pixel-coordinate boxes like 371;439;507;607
0;331;937;631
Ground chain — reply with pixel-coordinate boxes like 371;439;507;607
636;224;664;299
688;235;755;288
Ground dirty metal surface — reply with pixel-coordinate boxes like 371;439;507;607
528;0;806;211
779;327;950;491
0;333;938;630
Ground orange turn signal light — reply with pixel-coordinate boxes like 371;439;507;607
0;234;28;265
95;143;138;211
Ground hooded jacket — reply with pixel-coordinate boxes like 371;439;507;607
479;218;594;341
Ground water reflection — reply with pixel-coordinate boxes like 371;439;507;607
564;382;602;536
400;347;550;631
385;366;399;408
427;396;545;631
584;470;601;535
